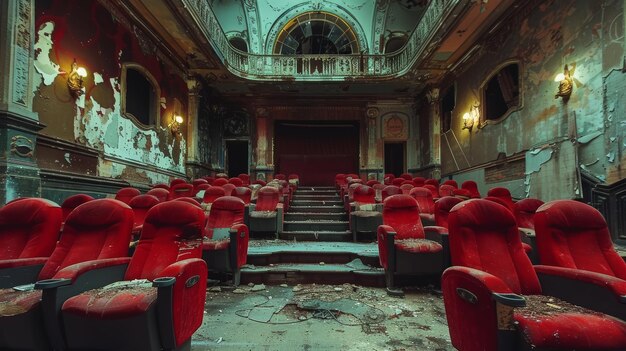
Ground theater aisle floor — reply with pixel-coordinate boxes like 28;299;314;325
191;284;453;351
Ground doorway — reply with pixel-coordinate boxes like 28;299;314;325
384;142;405;177
226;140;248;177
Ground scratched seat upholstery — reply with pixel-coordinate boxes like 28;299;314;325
377;195;446;293
202;196;249;286
232;186;252;205
434;196;463;229
514;198;545;230
61;201;206;351
169;183;194;200
487;187;515;212
0;199;133;350
146;188;169;202
128;194;161;236
461;180;481;198
442;199;626;351
247;186;282;236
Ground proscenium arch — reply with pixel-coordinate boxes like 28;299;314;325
264;3;369;55
273;12;360;55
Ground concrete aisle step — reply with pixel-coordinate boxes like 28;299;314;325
291;200;343;206
285;212;347;221
247;241;379;267
283;220;349;232
289;205;345;213
292;194;339;201
279;230;351;242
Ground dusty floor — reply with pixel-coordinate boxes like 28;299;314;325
191;283;453;351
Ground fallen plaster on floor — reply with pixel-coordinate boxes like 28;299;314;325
192;284;453;351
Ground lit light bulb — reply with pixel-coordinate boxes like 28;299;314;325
76;67;87;78
554;73;565;82
174;115;184;124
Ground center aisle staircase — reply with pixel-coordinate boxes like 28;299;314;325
241;186;385;286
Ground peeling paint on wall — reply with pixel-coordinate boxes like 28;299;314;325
526;147;554;174
33;22;60;85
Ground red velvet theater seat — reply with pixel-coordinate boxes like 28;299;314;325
222;183;236;196
169;178;187;187
409;187;436;226
228;177;244;187
61;194;94;223
202;186;226;212
212;178;228;186
169;183;194;200
146;187;169;202
173;197;203;208
461;180;481;198
392;178;405;187
423;184;439;200
129;194;161;236
151;183;170;191
400;183;414;194
399;173;413;180
253;179;267;186
381;185;402;201
438;184;456;197
514;198;544;230
238;173;250;186
412;177;425;187
203;196;249;285
274;173;287;180
533;200;626;320
350;185;382;242
434;196;463;229
0;199;133;351
442;199;626;351
115;187;140;204
424;178;439;187
377;195;447;295
0;198;62;287
383;173;395;185
61;201;207;351
335;173;347;191
203;176;215;185
487;186;515;212
373;183;385;202
233;186;252;205
247;186;283;236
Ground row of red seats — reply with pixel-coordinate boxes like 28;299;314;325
369;190;626;349
0;198;206;350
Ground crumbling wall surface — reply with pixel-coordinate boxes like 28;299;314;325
603;69;626;184
444;0;623;199
32;0;188;181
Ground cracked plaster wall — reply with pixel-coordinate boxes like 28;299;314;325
32;0;188;185
438;0;624;200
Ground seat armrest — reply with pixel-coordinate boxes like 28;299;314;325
535;264;626;321
35;278;71;289
156;259;207;349
424;226;448;242
230;224;249;269
518;227;535;238
52;257;132;283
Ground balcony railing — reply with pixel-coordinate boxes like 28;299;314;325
182;0;462;81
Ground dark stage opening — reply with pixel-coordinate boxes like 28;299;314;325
226;140;248;178
384;142;405;177
274;121;359;186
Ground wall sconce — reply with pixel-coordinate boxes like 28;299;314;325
554;64;573;101
462;102;480;132
168;115;184;137
67;59;87;98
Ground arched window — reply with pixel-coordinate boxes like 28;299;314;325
481;62;520;123
121;63;160;128
273;12;359;55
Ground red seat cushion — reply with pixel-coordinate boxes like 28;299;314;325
63;283;157;319
202;238;230;251
514;295;626;349
395;239;442;253
0;288;42;317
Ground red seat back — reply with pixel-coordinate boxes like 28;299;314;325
146;188;169;202
400;183;414;195
232;187;252;204
383;174;395;185
487;187;515;212
442;180;458;188
238;174;250;186
448;199;541;295
253;180;266;186
169;183;194;200
212;178;228;186
423;184;439;199
412;177;425;187
274;174;286;180
381;185;402;200
425;179;439;187
192;179;208;194
169;178;187;187
399;173;413;180
382;195;424;240
129;194;160;229
173;197;202;208
409;187;435;215
222;183;236;196
434;196;463;228
0;198;62;260
366;180;379;187
125;201;205;281
205;196;245;240
61;194;94;222
392;178;404;186
151;183;169;191
256;187;279;211
461;180;481;198
115;187;140;204
202;186;226;204
534;200;626;280
228;177;244;187
439;184;456;197
353;185;375;204
514;198;544;229
203;176;215;185
39;199;133;280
